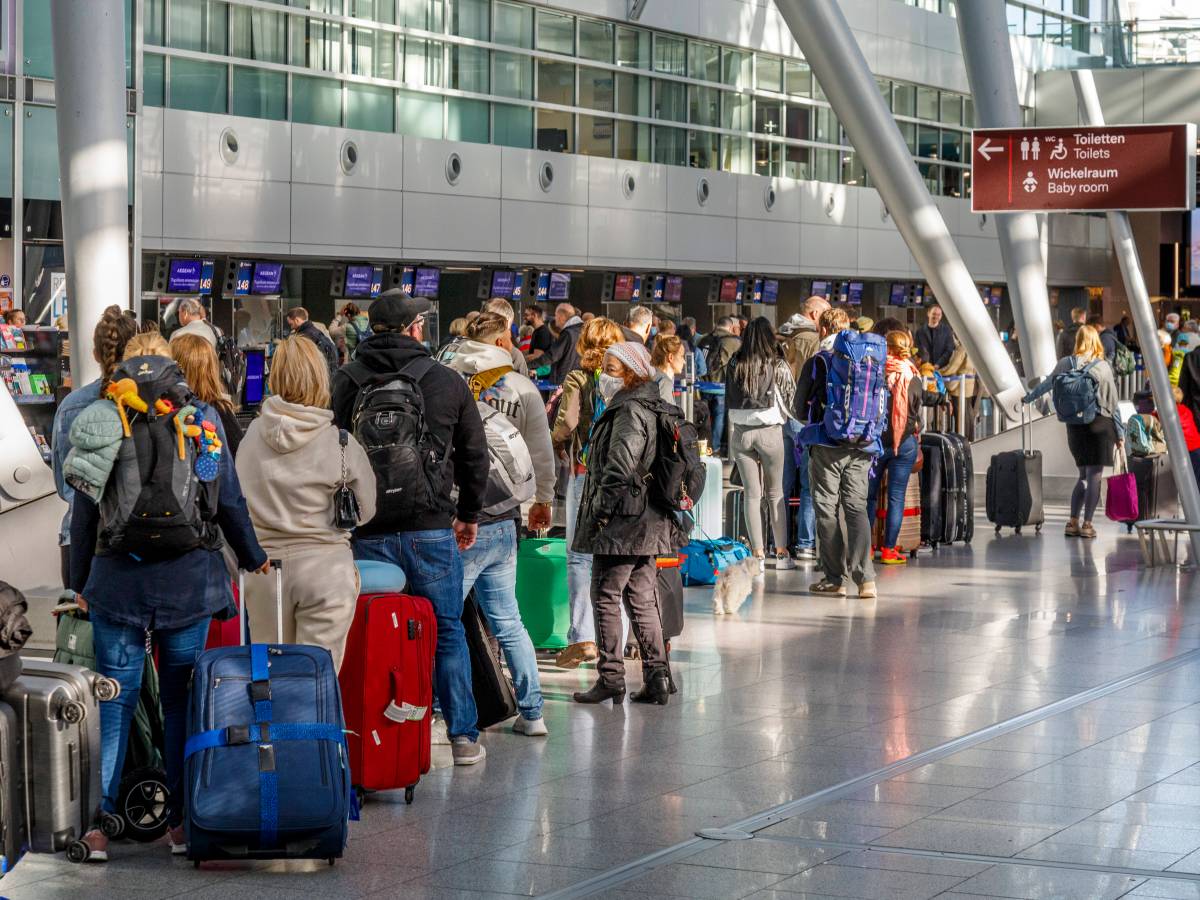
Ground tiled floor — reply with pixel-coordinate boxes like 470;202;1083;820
6;508;1200;899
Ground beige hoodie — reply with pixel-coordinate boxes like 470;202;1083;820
236;395;377;553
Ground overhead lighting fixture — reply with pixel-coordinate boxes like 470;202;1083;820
629;0;648;21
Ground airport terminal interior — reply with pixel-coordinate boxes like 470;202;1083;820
4;0;1200;897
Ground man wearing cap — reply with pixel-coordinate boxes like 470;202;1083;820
778;296;828;561
332;289;491;766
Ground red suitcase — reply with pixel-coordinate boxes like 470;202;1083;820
205;581;243;649
338;592;436;803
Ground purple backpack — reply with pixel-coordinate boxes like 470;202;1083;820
823;330;888;445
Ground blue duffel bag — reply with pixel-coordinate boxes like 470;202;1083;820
184;565;352;864
680;537;751;586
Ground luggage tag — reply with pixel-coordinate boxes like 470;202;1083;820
384;701;428;723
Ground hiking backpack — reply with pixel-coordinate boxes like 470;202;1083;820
97;356;220;561
464;366;536;518
640;398;707;534
1126;413;1166;457
823;330;889;444
1112;342;1136;378
346;357;448;530
1052;360;1100;424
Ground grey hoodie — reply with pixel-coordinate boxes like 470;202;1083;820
443;339;557;512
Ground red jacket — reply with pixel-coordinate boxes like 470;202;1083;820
1179;404;1200;452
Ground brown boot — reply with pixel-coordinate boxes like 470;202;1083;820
555;641;598;669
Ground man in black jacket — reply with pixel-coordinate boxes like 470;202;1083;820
287;307;339;378
1056;306;1088;360
914;304;955;370
543;302;583;384
331;290;491;766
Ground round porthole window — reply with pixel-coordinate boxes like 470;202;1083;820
825;193;837;217
219;128;239;166
622;170;636;198
446;152;463;186
539;160;554;192
340;141;359;175
764;181;777;211
697;177;710;206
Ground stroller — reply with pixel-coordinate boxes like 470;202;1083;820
54;605;169;843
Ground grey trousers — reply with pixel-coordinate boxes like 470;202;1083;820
730;423;789;556
591;554;667;690
809;443;876;587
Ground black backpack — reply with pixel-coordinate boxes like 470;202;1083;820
639;398;707;535
345;357;448;530
98;356;220;561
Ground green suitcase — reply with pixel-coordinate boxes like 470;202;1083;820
516;538;570;650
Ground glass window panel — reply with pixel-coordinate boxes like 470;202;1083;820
1007;2;1023;32
231;66;286;119
893;82;916;116
876;77;891;102
916;86;938;120
943;166;964;198
654;35;685;75
812;79;826;102
450;45;489;93
146;0;166;45
396;88;442;137
494;1;532;48
494;51;532;99
755;100;782;136
579;67;615;112
616;73;650;118
578;115;614;157
784;102;810;141
398;0;442;30
919;162;941;194
232;8;287;63
784;145;810;181
292;0;342;12
351;27;397;79
813;106;837;143
579;19;614;63
1025;8;1044;39
23;106;59;200
290;18;342;71
616;120;651;162
403;37;442;86
841;151;866;186
144;54;166;107
653;126;687;167
0;105;11;200
963;97;974;127
168;57;228;114
940;129;962;163
537;60;574;106
351;0;395;23
536;109;573;153
494;104;533;148
347;83;394;131
722;92;751;132
689;130;718;169
898;121;917;154
170;0;229;55
722;49;751;88
917;125;938;158
292;74;343;126
536;10;574;55
616;26;650;69
940;92;963;125
1044;13;1065;44
754;141;780;177
721;135;751;174
756;55;783;93
689;41;720;82
446;97;489;143
654;80;686;123
814;148;838;183
785;61;811;97
449;0;488;40
689;86;720;128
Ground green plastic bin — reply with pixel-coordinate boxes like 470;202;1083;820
516;538;570;650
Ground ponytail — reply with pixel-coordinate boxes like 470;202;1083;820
92;305;137;387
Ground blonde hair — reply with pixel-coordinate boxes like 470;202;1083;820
269;335;331;408
1073;324;1104;361
123;332;172;360
1173;385;1184;404
171;334;234;415
576;317;624;371
819;308;850;336
885;330;912;357
448;317;468;337
651;334;684;369
467;311;509;344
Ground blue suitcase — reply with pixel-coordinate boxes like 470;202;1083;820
184;563;351;865
680;537;751;586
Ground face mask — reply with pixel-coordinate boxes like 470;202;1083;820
598;373;624;401
650;327;658;337
1167;322;1178;332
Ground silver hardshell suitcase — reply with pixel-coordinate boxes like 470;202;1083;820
0;700;27;872
2;659;113;855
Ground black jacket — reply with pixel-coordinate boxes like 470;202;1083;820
331;333;488;533
1056;323;1081;360
571;380;686;557
297;321;339;378
1099;328;1119;363
795;350;829;426
545;320;583;384
726;355;794;413
529;324;554;356
915;321;955;369
1181;350;1200;424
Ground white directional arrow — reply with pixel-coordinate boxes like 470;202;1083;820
977;137;1003;162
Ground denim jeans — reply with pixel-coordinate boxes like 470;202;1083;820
866;434;920;548
353;529;478;742
708;393;727;455
460;520;544;721
783;429;815;551
91;613;211;828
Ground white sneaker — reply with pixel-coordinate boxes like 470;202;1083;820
795;547;817;561
513;716;549;737
755;557;766;575
451;737;487;765
775;555;796;571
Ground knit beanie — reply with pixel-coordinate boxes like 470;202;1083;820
604;341;653;379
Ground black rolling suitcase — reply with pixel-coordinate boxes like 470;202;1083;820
655;556;684;641
920;431;975;548
986;410;1044;535
0;700;26;873
1129;454;1167;531
462;593;518;730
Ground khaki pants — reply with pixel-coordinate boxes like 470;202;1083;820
244;544;360;672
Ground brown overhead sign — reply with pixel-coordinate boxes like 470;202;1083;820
970;124;1195;214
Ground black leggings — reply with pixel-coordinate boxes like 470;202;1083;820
1071;465;1103;522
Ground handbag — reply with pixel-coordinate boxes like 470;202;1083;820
1104;448;1139;524
333;428;362;530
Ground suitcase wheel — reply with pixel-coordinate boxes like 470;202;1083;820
405;786;415;805
328;857;336;866
99;811;124;839
994;525;1001;535
61;699;88;725
94;676;121;702
1015;526;1022;535
66;839;90;864
1035;524;1042;534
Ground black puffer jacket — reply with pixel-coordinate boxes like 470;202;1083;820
571;380;686;557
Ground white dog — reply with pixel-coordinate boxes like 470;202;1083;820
712;558;758;615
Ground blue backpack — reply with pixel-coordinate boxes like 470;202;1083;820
1052;360;1100;425
680;537;751;586
823;331;889;444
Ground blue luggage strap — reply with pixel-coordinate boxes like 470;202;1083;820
183;644;346;847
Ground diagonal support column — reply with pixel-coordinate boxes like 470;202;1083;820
956;0;1058;386
773;0;1024;421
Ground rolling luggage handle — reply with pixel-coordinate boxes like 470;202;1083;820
237;559;284;645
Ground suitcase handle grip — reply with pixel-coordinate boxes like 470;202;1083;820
237;559;284;647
